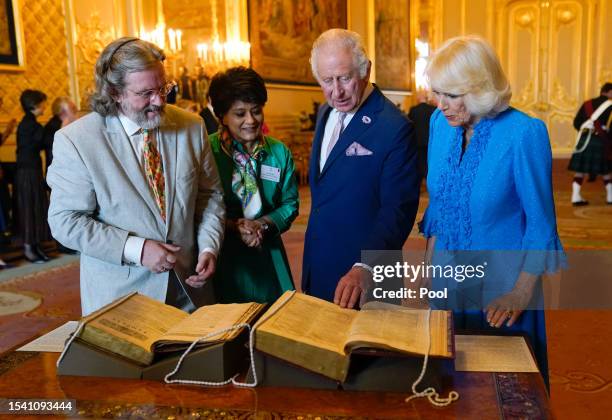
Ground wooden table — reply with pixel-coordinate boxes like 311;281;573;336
0;351;551;419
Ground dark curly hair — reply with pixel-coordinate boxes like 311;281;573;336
208;66;267;120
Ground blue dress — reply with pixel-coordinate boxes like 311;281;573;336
421;107;566;387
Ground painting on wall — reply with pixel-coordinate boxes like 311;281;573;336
0;0;24;70
375;0;411;91
248;0;347;85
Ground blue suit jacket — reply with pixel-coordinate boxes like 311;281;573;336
302;86;420;302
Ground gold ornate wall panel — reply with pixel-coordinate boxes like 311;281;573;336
504;2;540;112
499;0;599;155
0;0;69;122
68;0;132;111
595;0;611;92
0;0;70;161
73;14;117;110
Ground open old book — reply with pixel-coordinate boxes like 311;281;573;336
255;291;453;382
74;293;265;365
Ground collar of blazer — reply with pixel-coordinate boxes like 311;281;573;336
103;110;178;232
316;85;385;178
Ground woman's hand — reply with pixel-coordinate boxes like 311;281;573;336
485;272;537;328
236;218;263;248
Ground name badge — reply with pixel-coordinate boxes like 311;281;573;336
260;164;281;183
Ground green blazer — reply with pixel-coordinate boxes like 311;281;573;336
209;132;299;303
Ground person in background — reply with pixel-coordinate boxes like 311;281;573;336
208;66;298;303
179;67;192;100
567;82;612;205
16;89;52;263
43;96;79;255
408;90;437;180
302;29;419;308
199;94;219;135
166;75;178;104
44;96;78;171
421;35;565;388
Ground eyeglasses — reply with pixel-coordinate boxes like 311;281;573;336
125;82;176;100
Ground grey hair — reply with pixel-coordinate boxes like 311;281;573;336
90;37;165;116
51;96;73;117
310;29;370;81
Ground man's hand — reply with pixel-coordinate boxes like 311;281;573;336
334;266;371;309
186;251;216;287
141;240;180;273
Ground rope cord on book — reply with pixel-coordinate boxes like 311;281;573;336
404;308;459;407
56;293;138;368
164;290;296;387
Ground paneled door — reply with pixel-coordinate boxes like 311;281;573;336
497;0;610;156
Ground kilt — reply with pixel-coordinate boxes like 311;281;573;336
568;131;612;174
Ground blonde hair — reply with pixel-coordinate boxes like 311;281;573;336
426;35;511;117
310;29;370;82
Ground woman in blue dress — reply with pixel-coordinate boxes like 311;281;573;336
420;36;565;388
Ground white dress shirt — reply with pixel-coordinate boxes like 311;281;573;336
319;83;374;171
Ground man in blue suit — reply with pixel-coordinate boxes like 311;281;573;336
302;29;419;308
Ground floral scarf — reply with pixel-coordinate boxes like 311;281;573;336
219;126;267;219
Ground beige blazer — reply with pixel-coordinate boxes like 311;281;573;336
47;105;225;315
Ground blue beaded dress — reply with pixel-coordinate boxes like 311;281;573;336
421;107;565;387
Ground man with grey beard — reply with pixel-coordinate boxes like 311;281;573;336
46;37;225;315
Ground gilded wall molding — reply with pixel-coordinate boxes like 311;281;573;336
75;14;116;110
551;79;579;111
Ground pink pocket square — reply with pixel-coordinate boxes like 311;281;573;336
345;142;373;156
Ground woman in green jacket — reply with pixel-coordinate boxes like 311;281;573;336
208;66;299;303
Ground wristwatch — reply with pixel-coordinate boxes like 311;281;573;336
260;222;270;232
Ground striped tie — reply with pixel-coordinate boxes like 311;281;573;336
142;129;166;222
325;112;347;159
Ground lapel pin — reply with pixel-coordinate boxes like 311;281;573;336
362;115;371;124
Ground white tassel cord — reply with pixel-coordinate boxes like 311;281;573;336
404;308;459;407
164;290;296;387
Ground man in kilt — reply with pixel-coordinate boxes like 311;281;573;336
568;83;612;205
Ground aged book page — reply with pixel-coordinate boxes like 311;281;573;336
346;309;451;357
255;292;356;380
255;292;453;381
78;293;264;365
79;293;188;364
454;335;539;372
154;302;265;351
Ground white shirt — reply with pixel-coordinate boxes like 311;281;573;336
319;83;374;171
118;114;160;169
